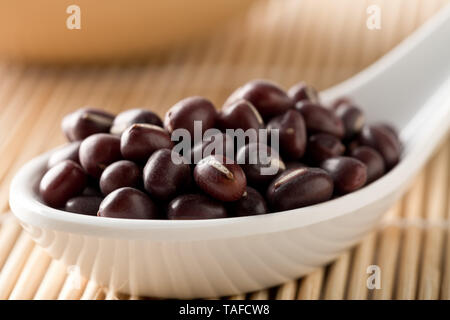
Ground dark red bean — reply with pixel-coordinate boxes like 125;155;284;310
65;196;103;216
224;79;293;119
350;146;385;183
143;149;191;201
331;97;353;110
346;139;361;155
164;96;217;137
167;194;227;219
307;133;345;163
47;141;81;169
79;133;122;178
334;103;365;139
39;160;87;208
191;133;235;163
218;99;264;131
285;161;307;170
62;108;114;142
194;155;246;202
358;124;401;169
321;156;367;194
82;185;103;197
266;167;334;211
98;187;158;219
236;143;286;186
376;122;399;139
100;160;141;195
110;109;163;135
229;187;268;217
295;101;345;138
288;82;319;104
267;109;307;159
120;123;173;163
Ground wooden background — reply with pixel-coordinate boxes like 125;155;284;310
0;0;449;299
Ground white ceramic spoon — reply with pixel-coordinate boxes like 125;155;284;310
9;4;450;298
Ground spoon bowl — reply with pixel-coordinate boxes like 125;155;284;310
9;5;450;298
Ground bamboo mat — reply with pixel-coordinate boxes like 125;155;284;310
0;0;449;300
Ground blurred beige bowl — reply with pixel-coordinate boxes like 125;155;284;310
0;0;256;63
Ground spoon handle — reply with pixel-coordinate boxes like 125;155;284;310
322;3;450;131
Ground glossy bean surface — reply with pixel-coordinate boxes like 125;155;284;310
65;196;103;216
218;99;264;131
321;156;367;194
47;141;81;169
267;109;307;160
40;160;87;208
288;82;319;104
167;194;227;219
98;187;158;219
224;79;293;119
350;146;385;183
144;149;191;201
62;108;114;141
307;133;345;163
295;101;344;138
110;109;162;135
266;167;334;211
79;133;122;178
120;123;173;163
194;155;246;202
229;187;268;217
358;124;401;169
164;96;217;136
236;143;286;187
334;103;365;139
100;160;141;195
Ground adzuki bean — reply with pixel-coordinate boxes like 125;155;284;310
307;133;345;163
98;187;158;219
321;156;367;194
358;124;401;169
288;82;319;104
47;141;81;169
295;101;345;138
164;96;217;137
350;146;385;183
65;196;103;216
218;99;264;131
79;133;122;178
267;109;307;160
194;155;246;202
229;187;268;217
334;103;365;139
167;194;227;220
143;149;191;201
41;79;401;219
266;167;334;211
224;79;293;119
99;160;141;195
62;108;114;142
40;160;87;208
110;109;162;135
120;123;173;163
236;143;286;187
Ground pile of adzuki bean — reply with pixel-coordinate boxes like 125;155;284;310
39;79;402;219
